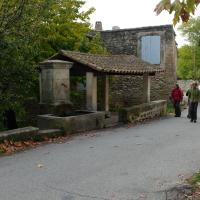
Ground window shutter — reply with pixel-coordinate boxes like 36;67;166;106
141;35;161;64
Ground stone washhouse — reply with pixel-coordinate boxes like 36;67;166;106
37;50;167;133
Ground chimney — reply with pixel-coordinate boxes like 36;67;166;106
112;26;120;30
95;21;103;31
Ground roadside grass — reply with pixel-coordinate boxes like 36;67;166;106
186;172;200;199
167;101;187;114
187;172;200;186
0;148;5;154
167;102;174;114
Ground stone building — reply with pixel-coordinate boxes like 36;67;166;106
38;50;166;130
97;23;177;109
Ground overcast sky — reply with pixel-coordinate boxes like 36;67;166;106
84;0;199;47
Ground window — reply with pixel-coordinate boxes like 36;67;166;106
141;35;161;64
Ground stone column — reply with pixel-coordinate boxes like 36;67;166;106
39;60;73;105
86;72;97;111
105;75;109;112
143;73;151;103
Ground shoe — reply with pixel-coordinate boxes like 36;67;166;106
190;119;193;122
194;120;197;123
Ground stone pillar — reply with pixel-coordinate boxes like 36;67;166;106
39;60;73;105
143;74;151;103
105;75;109;112
86;72;97;111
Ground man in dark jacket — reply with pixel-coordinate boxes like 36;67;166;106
186;83;192;118
189;82;200;123
171;83;183;117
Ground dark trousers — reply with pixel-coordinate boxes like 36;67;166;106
174;101;181;117
190;102;198;121
187;101;191;118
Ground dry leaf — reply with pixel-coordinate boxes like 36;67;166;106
139;193;146;198
37;163;44;168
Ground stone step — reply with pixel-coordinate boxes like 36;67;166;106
0;127;39;142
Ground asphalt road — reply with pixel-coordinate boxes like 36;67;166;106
1;108;200;200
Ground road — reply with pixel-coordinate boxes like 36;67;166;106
0;108;200;200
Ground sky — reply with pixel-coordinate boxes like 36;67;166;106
83;0;199;47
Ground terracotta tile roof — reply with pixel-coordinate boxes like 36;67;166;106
56;50;164;75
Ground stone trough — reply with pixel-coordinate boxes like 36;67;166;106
38;111;106;134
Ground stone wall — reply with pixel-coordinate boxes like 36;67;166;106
119;100;167;123
100;25;177;108
109;75;143;110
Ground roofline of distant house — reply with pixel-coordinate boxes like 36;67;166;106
99;24;175;35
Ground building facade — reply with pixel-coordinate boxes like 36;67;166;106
99;24;177;109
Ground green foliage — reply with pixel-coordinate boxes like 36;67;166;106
177;45;200;79
0;148;5;154
0;0;106;129
188;172;200;185
155;0;200;25
177;17;200;80
38;0;96;57
80;34;107;54
178;16;200;45
167;101;174;113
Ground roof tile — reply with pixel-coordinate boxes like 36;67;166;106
57;50;164;75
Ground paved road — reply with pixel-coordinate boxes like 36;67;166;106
1;108;200;200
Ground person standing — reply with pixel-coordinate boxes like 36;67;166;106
171;83;183;117
186;83;192;118
189;82;200;123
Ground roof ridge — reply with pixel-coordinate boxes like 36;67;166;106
101;24;174;33
60;50;139;58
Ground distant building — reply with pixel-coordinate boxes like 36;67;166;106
97;24;177;108
112;26;120;30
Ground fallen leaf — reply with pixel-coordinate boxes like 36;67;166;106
139;193;146;198
37;163;44;168
14;142;23;147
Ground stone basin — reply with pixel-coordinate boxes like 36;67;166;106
37;111;105;134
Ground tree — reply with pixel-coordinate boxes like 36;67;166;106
178;16;200;45
38;0;97;58
177;17;200;80
177;45;200;79
155;0;200;25
0;0;105;129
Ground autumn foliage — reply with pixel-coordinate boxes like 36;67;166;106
155;0;200;25
0;136;70;155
